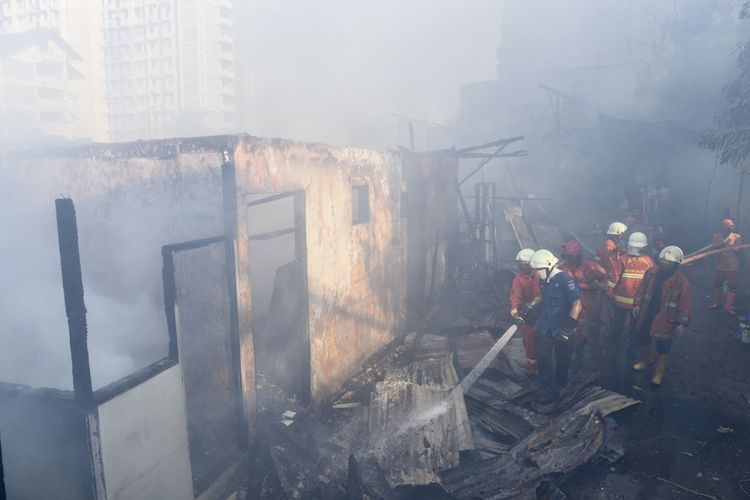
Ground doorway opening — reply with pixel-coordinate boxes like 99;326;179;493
164;236;245;496
247;191;310;405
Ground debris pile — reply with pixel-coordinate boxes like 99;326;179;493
248;288;639;498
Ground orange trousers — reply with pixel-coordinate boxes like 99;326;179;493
521;324;536;362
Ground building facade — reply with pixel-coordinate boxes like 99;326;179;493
0;0;237;144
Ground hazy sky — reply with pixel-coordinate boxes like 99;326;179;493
236;1;503;149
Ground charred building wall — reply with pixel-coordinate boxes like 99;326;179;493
233;137;407;405
0;139;229;390
0;135;460;498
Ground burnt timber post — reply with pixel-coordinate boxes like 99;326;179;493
55;198;93;405
221;149;249;446
0;431;5;500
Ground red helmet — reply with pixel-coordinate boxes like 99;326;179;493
563;240;581;257
722;218;736;229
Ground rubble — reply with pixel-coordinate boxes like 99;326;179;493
245;285;639;499
368;354;473;487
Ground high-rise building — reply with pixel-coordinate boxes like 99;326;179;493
104;0;236;142
0;0;237;145
0;0;108;143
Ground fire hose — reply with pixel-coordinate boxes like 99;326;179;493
682;243;750;265
457;324;518;394
568;230;597;259
684;243;714;259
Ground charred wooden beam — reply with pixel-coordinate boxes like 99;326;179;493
268;445;292;497
246;191;295;207
458;144;508;186
162;235;225;253
273;422;318;461
464;196;553;202
457;151;528;159
465;394;535;443
161;248;178;360
55;198;93;405
442;411;606;499
345;454;364;500
416;136;525;157
222;150;247;449
0;431;5;500
248;227;296;241
455;182;476;239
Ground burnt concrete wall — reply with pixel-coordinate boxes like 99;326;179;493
234;137;405;404
403;153;459;320
0;140;227;389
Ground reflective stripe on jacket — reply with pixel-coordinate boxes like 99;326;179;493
610;254;654;310
634;267;691;339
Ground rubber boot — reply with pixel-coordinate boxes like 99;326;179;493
725;291;737;316
650;354;669;386
633;345;652;371
708;288;722;310
525;358;538;375
533;390;559;414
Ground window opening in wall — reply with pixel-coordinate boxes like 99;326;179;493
352;184;370;224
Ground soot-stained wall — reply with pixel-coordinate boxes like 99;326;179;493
234;136;405;404
1;135;457;432
0;140;227;390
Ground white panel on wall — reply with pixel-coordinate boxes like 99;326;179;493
96;365;194;500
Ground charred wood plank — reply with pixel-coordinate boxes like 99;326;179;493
55;198;93;405
472;433;510;457
249;227;296;241
273;422;319;461
268;446;292;497
442;411;606;499
246;191;295;207
474;377;525;401
465;394;534;442
345;454;363;500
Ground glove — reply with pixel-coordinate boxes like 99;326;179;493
556;316;579;343
517;303;531;321
512;304;532;325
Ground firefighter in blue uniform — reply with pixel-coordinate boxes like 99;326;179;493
530;249;583;412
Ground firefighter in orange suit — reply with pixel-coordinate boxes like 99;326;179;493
608;232;654;354
559;240;607;368
510;248;542;374
632;246;691;386
596;222;627;330
596;222;628;276
709;218;742;315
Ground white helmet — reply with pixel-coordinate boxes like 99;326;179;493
530;249;559;272
515;248;535;264
659;245;684;264
628;232;648;249
606;222;628;236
